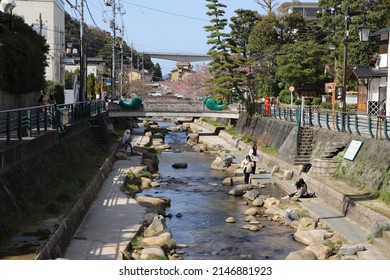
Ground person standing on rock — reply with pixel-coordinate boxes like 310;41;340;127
122;129;133;154
241;155;254;184
248;144;258;174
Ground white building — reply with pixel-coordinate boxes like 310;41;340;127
353;27;390;116
13;0;65;84
279;2;321;25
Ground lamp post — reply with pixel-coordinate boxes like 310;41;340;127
0;0;16;30
341;8;371;132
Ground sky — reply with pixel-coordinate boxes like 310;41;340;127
65;0;314;76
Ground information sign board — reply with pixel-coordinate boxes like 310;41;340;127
344;140;363;161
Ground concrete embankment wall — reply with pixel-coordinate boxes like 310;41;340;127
35;148;117;259
0;120;111;247
228;114;390;193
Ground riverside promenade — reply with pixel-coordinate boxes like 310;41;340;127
63;121;389;260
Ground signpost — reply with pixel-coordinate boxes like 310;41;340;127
289;86;295;107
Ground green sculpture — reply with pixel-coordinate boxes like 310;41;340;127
118;96;143;109
204;97;225;111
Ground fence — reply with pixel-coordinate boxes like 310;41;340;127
0;100;105;146
260;105;390;141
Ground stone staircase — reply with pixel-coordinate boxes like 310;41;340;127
309;142;346;177
358;230;390;259
294;126;313;166
89;117;106;147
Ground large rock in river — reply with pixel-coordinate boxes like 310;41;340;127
228;184;253;196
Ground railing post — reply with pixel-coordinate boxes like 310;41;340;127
383;118;390;141
27;110;32;137
18;110;22;141
44;106;48;131
36;109;41;134
317;109;322;128
346;113;352;133
355;114;361;135
326;112;331;130
335;114;341;131
6;112;11;145
368;115;374;138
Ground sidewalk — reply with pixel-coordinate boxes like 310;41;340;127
63;157;146;260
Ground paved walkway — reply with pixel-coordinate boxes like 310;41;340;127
63;158;146;260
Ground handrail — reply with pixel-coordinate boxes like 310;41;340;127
260;105;390;141
1;101;389;143
0;100;105;145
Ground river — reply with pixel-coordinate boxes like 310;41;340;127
138;122;305;260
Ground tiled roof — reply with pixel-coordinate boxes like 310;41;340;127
352;66;388;78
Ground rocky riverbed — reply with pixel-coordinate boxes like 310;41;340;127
117;120;360;260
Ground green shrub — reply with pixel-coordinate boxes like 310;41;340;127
312;97;322;105
279;89;291;104
321;101;332;110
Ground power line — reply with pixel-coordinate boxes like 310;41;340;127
121;0;208;22
84;0;100;29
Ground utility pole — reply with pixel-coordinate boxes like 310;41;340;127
107;0;117;100
79;0;86;102
39;13;42;36
119;5;125;97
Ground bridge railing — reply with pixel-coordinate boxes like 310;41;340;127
259;105;390;141
0;100;105;146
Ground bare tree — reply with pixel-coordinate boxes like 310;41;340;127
255;0;279;14
122;79;152;98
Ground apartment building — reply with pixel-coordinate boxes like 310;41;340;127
13;0;65;84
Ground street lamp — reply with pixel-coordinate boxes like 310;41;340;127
342;8;370;132
0;0;15;14
0;0;16;30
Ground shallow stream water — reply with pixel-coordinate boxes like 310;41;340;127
139;123;305;260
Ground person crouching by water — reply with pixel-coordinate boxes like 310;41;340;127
241;155;254;184
122;129;133;154
248;144;258;174
282;178;312;200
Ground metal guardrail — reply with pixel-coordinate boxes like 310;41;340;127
1;101;389;145
258;105;390;141
0;100;105;145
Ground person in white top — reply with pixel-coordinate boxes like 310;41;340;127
248;144;258;174
122;129;133;154
241;155;254;184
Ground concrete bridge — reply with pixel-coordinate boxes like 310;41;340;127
107;99;240;119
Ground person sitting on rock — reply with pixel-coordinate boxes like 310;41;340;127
282;178;312;200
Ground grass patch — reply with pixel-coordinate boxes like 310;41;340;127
260;146;278;156
224;124;241;137
379;189;390;206
201;118;225;127
323;238;343;252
